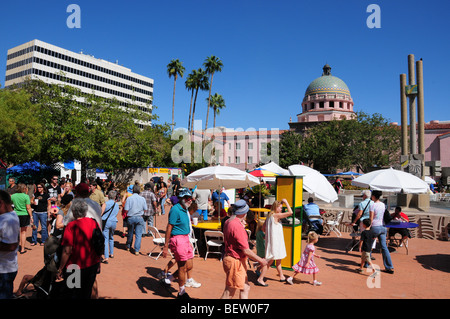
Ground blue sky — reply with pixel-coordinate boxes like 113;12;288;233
1;0;449;132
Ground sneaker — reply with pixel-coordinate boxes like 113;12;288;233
313;280;322;286
185;279;201;288
286;277;294;285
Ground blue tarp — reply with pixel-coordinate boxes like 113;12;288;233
7;161;45;173
64;161;75;170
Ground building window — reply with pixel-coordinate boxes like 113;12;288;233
236;143;241;150
235;157;240;164
228;156;231;163
248;156;253;164
319;102;324;108
329;101;334;108
248;142;253;150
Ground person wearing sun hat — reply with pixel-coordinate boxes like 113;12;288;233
162;188;198;299
220;199;268;299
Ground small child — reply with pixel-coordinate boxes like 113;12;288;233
253;219;266;276
287;231;321;286
357;218;377;274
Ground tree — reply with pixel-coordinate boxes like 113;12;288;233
203;56;223;132
296;111;401;173
185;71;195;132
0;87;42;165
21;79;170;178
187;68;209;136
167;59;185;132
208;93;226;131
278;130;303;169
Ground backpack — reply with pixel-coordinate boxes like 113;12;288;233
91;222;105;256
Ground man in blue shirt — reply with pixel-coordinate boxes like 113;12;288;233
351;190;373;229
123;185;147;255
304;197;323;225
211;188;230;212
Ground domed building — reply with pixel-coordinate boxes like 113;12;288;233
289;64;356;132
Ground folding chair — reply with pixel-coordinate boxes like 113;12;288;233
325;211;343;237
190;229;200;256
204;230;224;261
345;229;361;253
148;226;172;260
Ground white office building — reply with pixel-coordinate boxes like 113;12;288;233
5;39;154;125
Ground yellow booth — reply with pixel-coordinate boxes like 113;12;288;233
276;175;303;269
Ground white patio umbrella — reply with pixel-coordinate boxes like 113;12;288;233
181;165;260;190
259;161;290;176
288;164;338;203
424;176;436;185
351;167;429;193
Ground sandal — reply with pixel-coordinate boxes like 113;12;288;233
255;281;268;287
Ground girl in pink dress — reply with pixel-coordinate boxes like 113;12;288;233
287;231;322;286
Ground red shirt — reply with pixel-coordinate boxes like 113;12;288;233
223;217;249;259
61;217;101;269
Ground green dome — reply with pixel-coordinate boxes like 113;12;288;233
305;75;351;97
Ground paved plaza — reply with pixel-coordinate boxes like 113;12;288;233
14;209;450;300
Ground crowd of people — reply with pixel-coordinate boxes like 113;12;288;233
1;174;401;300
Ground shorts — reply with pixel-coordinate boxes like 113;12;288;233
18;215;30;228
361;252;371;263
222;255;248;290
169;235;194;262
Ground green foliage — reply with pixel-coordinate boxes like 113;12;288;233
279;130;303;168
280;111;401;173
0;87;42;165
17;79;173;174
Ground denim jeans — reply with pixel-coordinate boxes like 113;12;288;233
160;196;167;215
126;216;145;253
102;220;117;257
0;271;17;299
32;211;48;244
371;225;394;270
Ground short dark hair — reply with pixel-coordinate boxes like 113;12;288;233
0;190;13;205
362;218;371;228
308;197;314;203
371;190;382;200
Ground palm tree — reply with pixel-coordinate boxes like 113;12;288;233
208;93;226;131
190;68;209;136
203;55;223;133
167;59;185;131
185;71;196;132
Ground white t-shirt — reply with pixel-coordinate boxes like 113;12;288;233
369;201;385;227
0;211;20;273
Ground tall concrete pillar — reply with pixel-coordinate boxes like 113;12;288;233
416;59;425;156
408;54;417;154
400;73;408;156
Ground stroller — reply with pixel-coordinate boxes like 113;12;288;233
16;235;64;299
